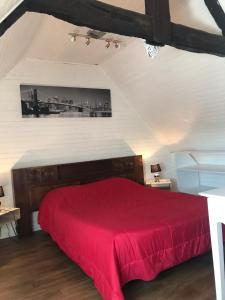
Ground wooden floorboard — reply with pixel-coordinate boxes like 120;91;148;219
0;232;216;300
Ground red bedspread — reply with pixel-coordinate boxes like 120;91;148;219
38;178;211;300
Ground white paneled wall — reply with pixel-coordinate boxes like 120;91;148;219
101;39;225;186
102;39;225;152
0;58;170;237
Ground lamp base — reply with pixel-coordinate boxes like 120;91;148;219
154;174;160;182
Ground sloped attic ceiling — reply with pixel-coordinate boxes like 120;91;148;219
0;12;44;79
102;36;225;149
103;0;225;35
25;16;134;65
0;0;225;153
1;0;224;33
0;0;142;78
0;0;225;79
1;0;225;57
170;0;225;34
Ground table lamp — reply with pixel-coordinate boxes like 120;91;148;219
151;164;161;182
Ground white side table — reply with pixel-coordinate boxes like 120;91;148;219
0;207;20;237
200;188;225;300
146;179;172;190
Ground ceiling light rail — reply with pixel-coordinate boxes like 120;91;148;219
68;32;121;49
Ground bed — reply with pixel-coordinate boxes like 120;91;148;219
12;155;211;300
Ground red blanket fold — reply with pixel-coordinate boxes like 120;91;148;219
38;177;211;300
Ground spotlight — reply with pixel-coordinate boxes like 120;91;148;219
105;40;111;49
69;33;77;43
68;31;122;51
86;37;91;46
114;41;120;49
71;35;76;43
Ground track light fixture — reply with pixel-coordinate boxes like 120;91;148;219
114;41;120;49
68;32;121;50
105;40;111;49
70;33;77;43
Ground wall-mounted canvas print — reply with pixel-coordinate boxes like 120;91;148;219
20;85;112;118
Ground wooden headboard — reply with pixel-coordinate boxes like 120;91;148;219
12;155;144;237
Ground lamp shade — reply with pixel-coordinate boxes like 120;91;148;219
151;164;161;173
0;186;4;197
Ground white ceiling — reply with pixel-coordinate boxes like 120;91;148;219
0;0;225;78
102;38;225;148
170;0;225;35
1;0;225;154
0;12;44;79
25;15;134;65
0;0;224;33
103;0;225;35
100;0;144;13
24;0;225;65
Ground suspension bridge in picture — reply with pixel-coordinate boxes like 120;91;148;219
20;88;112;118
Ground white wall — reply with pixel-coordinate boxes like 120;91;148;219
102;39;225;152
101;39;225;186
0;58;169;238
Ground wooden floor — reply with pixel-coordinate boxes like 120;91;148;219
0;232;216;300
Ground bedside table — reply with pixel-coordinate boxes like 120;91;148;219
146;179;172;190
0;207;20;237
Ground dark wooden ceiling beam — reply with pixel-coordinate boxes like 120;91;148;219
25;0;153;40
171;23;225;56
25;0;225;56
145;0;171;45
0;0;225;57
204;0;225;35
